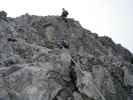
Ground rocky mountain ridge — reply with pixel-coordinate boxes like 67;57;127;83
0;13;133;100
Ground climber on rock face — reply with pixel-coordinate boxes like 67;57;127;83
7;38;17;42
61;40;69;49
57;40;69;49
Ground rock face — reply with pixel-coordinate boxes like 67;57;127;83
0;13;133;100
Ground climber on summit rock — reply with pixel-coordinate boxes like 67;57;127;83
61;8;69;22
61;8;69;18
0;11;8;21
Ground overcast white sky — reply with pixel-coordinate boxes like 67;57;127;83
1;0;133;53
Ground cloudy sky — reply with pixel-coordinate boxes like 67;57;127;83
1;0;133;53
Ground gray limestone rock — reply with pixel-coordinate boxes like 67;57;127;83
0;13;132;100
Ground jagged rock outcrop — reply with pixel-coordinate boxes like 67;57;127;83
0;13;133;100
